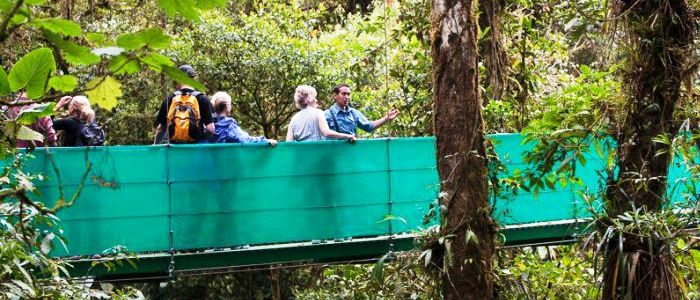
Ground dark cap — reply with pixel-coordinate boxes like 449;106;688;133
178;64;196;78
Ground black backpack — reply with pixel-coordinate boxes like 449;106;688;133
78;121;105;146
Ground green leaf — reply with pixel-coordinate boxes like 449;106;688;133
195;0;226;10
138;28;172;49
32;18;82;37
465;229;479;246
48;75;78;92
85;76;122;110
372;252;391;281
140;53;174;72
158;0;200;20
0;67;9;96
117;28;171;50
16;103;56;125
17;125;44;142
86;32;107;46
162;65;205;91
8;47;56;99
25;0;46;4
108;55;140;75
44;32;100;66
376;214;408;225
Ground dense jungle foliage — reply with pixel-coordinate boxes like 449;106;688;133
0;0;699;299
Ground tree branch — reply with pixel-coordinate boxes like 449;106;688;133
0;0;25;43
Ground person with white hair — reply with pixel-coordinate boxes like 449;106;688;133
286;85;355;142
54;95;104;146
209;91;277;146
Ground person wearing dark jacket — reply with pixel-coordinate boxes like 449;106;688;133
209;92;277;146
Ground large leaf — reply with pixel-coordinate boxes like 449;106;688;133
0;67;9;96
32;18;82;37
8;48;56;99
138;28;172;49
157;0;200;20
16;103;55;126
116;28;171;50
44;32;100;66
139;53;174;72
85;76;122;110
162;65;205;91
108;55;140;75
17;125;44;142
48;75;78;92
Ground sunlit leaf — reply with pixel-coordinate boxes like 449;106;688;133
8;47;56;99
48;75;78;92
108;55;140;75
140;53;174;71
16;103;56;125
85;76;122;110
117;28;171;50
44;32;100;66
0;67;9;96
17;125;44;142
157;0;200;20
32;18;82;37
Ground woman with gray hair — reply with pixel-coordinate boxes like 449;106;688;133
286;85;355;142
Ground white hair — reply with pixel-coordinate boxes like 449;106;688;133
294;85;317;109
211;91;232;115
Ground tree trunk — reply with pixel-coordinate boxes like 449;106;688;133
602;1;695;299
431;0;496;299
478;0;507;104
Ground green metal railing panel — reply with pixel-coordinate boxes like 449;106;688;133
171;205;389;250
168;140;394;250
56;217;169;256
22;146;170;256
7;134;693;268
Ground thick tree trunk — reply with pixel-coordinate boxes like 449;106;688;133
602;1;695;299
431;1;496;299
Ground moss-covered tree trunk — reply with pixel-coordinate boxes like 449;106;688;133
431;0;496;299
602;1;695;298
478;0;507;104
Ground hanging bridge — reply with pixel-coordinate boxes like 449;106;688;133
16;134;696;279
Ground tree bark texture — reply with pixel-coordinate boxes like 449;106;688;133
477;0;507;104
605;0;694;216
602;1;695;299
431;0;496;299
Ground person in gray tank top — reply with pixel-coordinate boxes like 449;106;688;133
286;85;356;142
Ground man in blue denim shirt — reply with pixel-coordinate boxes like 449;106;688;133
324;84;399;138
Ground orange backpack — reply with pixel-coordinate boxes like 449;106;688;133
167;91;201;143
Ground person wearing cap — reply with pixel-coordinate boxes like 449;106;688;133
324;84;399;138
155;64;214;143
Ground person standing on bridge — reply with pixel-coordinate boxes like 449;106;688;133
155;64;214;144
324;84;399;138
286;85;356;142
